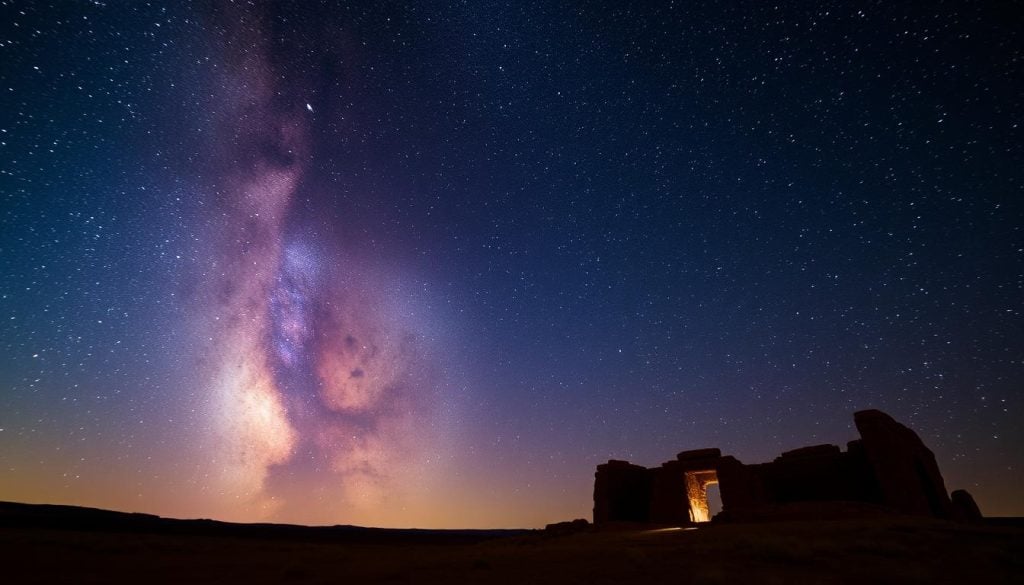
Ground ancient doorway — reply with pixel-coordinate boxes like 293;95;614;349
684;470;719;522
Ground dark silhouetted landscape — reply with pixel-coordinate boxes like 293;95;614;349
3;500;1023;583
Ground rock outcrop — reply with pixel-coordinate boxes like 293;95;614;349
593;409;979;525
950;489;983;523
593;460;651;523
854;409;951;518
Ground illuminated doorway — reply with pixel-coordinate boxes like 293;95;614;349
684;470;719;522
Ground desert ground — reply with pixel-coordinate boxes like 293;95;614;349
1;502;1021;584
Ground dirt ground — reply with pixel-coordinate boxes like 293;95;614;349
2;515;1022;584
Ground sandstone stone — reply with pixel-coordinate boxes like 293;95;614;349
950;489;983;523
593;460;651;524
593;409;970;526
854;409;951;518
777;444;841;460
677;448;721;461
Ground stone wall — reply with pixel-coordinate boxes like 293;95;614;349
593;460;651;523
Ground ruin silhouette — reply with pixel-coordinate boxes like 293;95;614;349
593;409;983;525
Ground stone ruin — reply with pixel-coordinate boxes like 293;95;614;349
593;409;983;525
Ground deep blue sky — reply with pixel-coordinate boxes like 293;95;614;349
1;1;1021;525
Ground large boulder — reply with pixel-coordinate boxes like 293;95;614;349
950;489;983;523
854;409;951;518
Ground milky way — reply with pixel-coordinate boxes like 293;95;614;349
191;6;441;521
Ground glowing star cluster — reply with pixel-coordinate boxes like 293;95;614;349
269;243;318;370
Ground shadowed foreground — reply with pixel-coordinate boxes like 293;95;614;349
1;502;1021;584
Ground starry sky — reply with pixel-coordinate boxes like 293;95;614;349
1;1;1021;528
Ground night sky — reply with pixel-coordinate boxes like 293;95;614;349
1;1;1021;528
